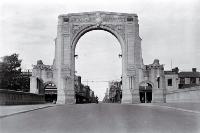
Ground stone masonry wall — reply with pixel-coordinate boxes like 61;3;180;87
166;86;200;103
0;89;45;105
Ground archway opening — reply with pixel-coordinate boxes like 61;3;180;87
139;82;152;103
75;30;122;103
44;82;57;103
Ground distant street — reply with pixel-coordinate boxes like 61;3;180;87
1;103;200;133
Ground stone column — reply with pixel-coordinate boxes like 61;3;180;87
122;75;133;103
57;77;66;104
64;76;75;104
55;16;66;104
132;73;140;103
150;61;165;103
56;16;75;104
30;76;38;94
121;16;141;104
57;75;75;104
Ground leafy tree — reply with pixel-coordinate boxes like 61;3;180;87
0;53;22;90
0;53;26;91
17;73;30;92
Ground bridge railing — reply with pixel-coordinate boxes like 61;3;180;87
0;89;45;105
166;86;200;103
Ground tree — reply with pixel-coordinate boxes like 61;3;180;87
0;53;22;90
16;72;31;92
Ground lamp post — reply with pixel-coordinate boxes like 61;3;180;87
74;54;78;59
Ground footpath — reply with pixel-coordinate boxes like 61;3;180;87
137;102;200;115
0;104;56;118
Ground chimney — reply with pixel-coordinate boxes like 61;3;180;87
153;59;160;65
78;76;81;85
37;60;43;65
192;68;197;72
172;67;179;74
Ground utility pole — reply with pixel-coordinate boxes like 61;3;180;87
171;59;172;70
86;79;88;86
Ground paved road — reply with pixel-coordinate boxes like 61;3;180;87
1;103;200;133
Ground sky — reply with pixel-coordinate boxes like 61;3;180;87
0;0;200;100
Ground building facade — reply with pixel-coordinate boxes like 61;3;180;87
165;67;200;91
103;81;122;103
74;75;98;104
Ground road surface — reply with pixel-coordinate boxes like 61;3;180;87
1;103;200;133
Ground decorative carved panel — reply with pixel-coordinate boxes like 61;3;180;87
127;65;136;76
71;24;88;36
61;65;71;79
71;23;125;44
105;24;125;41
62;24;70;35
69;13;126;23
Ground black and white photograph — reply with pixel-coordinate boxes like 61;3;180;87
0;0;200;132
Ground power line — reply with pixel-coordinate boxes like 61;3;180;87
82;80;121;82
171;58;173;70
82;80;121;85
82;80;110;82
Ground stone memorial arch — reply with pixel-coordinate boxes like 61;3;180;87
31;11;167;104
53;11;144;104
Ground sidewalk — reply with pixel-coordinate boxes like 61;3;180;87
137;102;200;114
0;104;56;118
153;102;200;112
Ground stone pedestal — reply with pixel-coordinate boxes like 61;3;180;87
56;89;65;104
30;76;38;94
132;89;140;103
56;75;76;104
64;90;75;104
152;89;164;103
122;89;132;104
57;90;75;104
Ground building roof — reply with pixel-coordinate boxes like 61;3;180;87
164;71;177;75
178;72;200;78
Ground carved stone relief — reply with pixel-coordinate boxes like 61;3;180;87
71;24;87;36
62;24;70;35
68;13;127;43
61;65;71;79
105;24;125;41
71;23;125;44
127;65;136;76
69;13;126;23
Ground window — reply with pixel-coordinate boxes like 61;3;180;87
157;77;160;88
190;77;196;84
168;79;172;86
63;18;69;22
127;17;133;22
180;78;185;84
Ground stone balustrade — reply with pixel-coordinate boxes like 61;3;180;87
166;86;200;103
0;89;45;105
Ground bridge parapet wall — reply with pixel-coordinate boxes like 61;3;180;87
0;89;45;105
166;86;200;103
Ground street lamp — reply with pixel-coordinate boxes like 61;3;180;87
74;54;78;59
